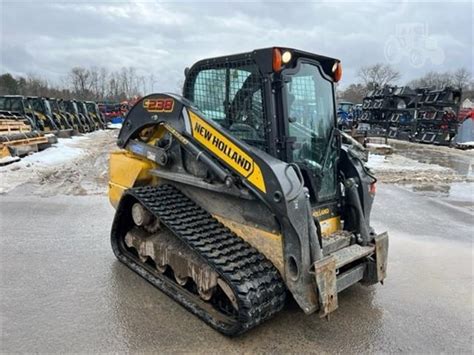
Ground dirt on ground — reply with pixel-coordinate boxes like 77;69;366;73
0;130;118;196
367;139;473;185
1;131;472;196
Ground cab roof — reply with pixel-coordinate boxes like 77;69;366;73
188;47;340;79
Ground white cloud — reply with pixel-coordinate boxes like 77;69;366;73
1;0;472;91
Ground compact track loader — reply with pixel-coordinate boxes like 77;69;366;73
27;96;74;137
0;95;38;130
61;100;90;133
85;101;106;129
77;101;99;131
49;98;79;135
109;47;388;336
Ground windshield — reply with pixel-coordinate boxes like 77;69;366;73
77;103;86;114
30;98;44;113
50;100;60;113
284;62;337;201
43;100;52;116
0;97;23;113
86;103;95;113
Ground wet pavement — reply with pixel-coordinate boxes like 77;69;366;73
1;183;472;353
389;139;474;178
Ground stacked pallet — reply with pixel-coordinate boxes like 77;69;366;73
0;119;32;134
0;119;50;164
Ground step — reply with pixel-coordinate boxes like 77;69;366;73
337;264;366;292
322;231;352;255
331;244;375;269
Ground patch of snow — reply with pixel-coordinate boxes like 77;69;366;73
0;130;116;195
367;153;449;172
0;156;21;165
20;137;85;166
107;123;122;129
366;143;392;149
366;154;386;169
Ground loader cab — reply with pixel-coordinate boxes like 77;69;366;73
85;101;99;116
77;101;87;116
0;95;36;117
183;47;341;204
27;96;59;131
62;100;78;116
0;95;26;114
27;97;52;118
0;95;37;129
49;98;62;114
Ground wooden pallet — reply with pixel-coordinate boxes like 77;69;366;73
0;135;49;147
0;119;31;134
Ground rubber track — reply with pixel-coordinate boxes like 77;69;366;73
112;184;286;335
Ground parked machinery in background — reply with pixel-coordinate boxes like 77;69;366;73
337;101;354;129
0;95;107;137
61;99;91;133
76;101;99;131
26;96;63;133
0;95;38;130
85;101;106;129
359;85;462;145
46;98;77;136
413;87;462;145
52;98;80;134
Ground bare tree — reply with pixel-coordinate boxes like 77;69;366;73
357;63;401;89
337;83;367;104
2;66;154;102
69;67;92;99
452;68;472;90
98;67;109;100
409;71;454;89
148;74;157;93
24;74;50;96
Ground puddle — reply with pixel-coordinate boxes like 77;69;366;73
407;181;474;211
389;140;474;178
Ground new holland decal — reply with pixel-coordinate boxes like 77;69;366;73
188;110;266;193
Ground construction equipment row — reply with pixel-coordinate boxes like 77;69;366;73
0;95;107;162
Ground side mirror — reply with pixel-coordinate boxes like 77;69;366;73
184;67;190;77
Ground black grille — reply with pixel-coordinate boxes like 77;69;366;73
184;59;268;151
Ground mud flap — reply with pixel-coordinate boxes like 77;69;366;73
311;256;338;317
363;232;389;284
374;232;388;281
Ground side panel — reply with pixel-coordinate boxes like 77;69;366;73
188;111;266;193
214;215;284;274
108;150;157;208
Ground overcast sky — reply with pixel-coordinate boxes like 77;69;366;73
1;0;472;91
